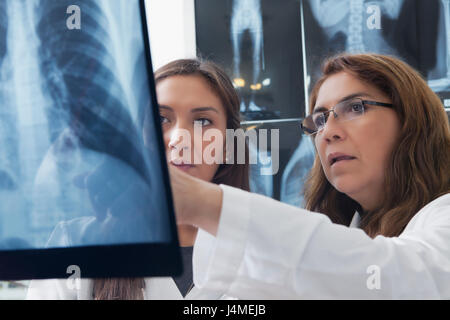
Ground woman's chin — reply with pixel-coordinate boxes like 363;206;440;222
331;178;360;197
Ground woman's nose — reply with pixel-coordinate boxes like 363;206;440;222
168;133;182;150
319;114;345;143
167;126;192;152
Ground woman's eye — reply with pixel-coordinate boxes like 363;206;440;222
313;114;325;127
160;115;169;124
350;103;364;113
194;118;212;126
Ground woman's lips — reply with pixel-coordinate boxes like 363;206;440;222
330;157;356;168
170;161;195;171
328;152;357;166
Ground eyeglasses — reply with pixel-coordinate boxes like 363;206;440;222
301;98;393;135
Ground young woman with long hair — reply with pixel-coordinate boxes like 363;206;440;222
27;58;249;300
91;58;250;300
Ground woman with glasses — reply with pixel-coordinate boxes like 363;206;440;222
170;53;450;298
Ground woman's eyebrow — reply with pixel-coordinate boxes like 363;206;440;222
312;106;328;114
313;92;373;113
338;92;372;103
191;107;220;114
159;105;173;112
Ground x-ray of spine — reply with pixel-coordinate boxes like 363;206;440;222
0;0;169;249
0;2;22;246
248;140;273;198
428;0;450;92
0;2;18;193
280;136;315;208
307;0;403;54
302;0;405;101
0;2;6;63
231;0;265;113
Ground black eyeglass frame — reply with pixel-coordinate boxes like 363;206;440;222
300;99;394;135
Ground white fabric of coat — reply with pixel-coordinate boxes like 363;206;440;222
26;275;227;300
26;224;232;300
192;185;450;299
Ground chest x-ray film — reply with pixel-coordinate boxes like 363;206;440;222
0;0;182;280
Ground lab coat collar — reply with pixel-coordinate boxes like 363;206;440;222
349;212;361;228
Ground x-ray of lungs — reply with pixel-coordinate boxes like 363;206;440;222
0;0;172;253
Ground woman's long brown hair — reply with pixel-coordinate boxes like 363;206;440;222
304;53;450;238
92;58;250;299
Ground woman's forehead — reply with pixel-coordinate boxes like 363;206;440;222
315;72;387;108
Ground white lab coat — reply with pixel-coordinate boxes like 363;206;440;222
25;218;234;300
192;185;450;299
26;275;228;300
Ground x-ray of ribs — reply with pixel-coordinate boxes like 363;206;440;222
2;0;148;182
231;0;265;112
36;0;145;172
0;0;151;229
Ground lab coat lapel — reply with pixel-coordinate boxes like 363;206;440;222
144;277;184;299
349;212;361;228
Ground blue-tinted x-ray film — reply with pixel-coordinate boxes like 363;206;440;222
0;0;171;250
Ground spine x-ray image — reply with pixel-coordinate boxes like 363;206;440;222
196;0;305;121
428;0;450;93
308;0;403;53
231;0;265;113
302;0;450;106
302;0;405;98
196;0;308;206
0;0;171;250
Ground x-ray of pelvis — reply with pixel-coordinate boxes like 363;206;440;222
0;0;171;250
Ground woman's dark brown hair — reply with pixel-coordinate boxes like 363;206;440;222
304;53;450;238
93;58;250;299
